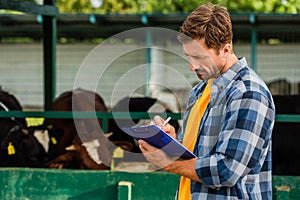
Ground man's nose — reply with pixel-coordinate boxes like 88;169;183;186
189;63;197;71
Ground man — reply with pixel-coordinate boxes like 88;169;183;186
138;2;275;200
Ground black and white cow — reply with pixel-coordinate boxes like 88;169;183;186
0;87;57;167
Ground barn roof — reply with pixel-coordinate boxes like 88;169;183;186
0;13;300;40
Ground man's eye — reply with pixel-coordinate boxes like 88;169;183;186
193;56;207;60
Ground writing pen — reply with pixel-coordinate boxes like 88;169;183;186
162;116;171;127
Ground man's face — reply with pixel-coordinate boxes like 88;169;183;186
183;39;224;80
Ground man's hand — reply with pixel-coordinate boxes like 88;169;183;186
138;139;201;182
152;115;176;139
138;139;174;169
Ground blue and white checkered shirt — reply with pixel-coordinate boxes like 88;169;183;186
177;57;275;200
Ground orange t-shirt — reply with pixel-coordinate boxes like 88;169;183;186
178;79;213;200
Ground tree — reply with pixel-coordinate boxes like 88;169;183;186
55;0;300;14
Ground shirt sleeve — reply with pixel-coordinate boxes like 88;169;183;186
195;91;275;188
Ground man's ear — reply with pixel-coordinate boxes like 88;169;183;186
221;43;232;58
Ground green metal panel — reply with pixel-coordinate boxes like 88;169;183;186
0;111;299;122
0;168;179;200
0;111;299;133
275;114;300;123
273;176;300;200
0;111;184;132
0;111;182;119
0;169;299;200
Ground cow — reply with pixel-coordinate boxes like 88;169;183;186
43;88;115;169
44;93;181;169
272;95;300;175
45;134;111;170
0;87;55;167
108;96;181;153
0;125;54;167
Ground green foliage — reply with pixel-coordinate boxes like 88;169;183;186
55;0;300;14
225;0;300;13
55;0;94;13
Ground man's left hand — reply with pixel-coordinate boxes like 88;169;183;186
138;139;175;169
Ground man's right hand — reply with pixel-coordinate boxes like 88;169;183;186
152;115;177;139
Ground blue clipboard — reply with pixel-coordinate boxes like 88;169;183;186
122;125;196;159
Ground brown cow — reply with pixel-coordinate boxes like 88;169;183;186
44;88;116;169
44;90;181;169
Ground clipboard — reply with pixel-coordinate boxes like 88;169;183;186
122;125;196;159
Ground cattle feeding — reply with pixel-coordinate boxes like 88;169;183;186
0;87;181;169
44;93;181;169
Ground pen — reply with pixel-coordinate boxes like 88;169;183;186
162;116;171;127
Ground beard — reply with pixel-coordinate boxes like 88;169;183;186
194;64;221;80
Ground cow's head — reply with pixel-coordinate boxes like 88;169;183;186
0;124;49;167
46;132;114;170
27;124;64;164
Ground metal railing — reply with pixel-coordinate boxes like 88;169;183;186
0;111;299;132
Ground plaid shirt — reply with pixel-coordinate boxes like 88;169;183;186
177;57;275;200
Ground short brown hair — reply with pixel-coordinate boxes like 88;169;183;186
178;2;233;52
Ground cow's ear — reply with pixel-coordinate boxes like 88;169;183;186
21;129;29;135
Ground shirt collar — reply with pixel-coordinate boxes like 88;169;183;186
213;57;248;91
189;57;248;106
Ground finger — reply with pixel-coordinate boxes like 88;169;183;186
139;141;155;160
161;123;170;132
138;140;158;152
161;124;176;139
149;120;155;125
138;139;150;149
137;139;145;145
153;115;164;126
139;143;147;153
138;140;149;152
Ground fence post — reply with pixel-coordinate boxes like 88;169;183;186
145;27;152;97
43;0;57;110
249;13;257;71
